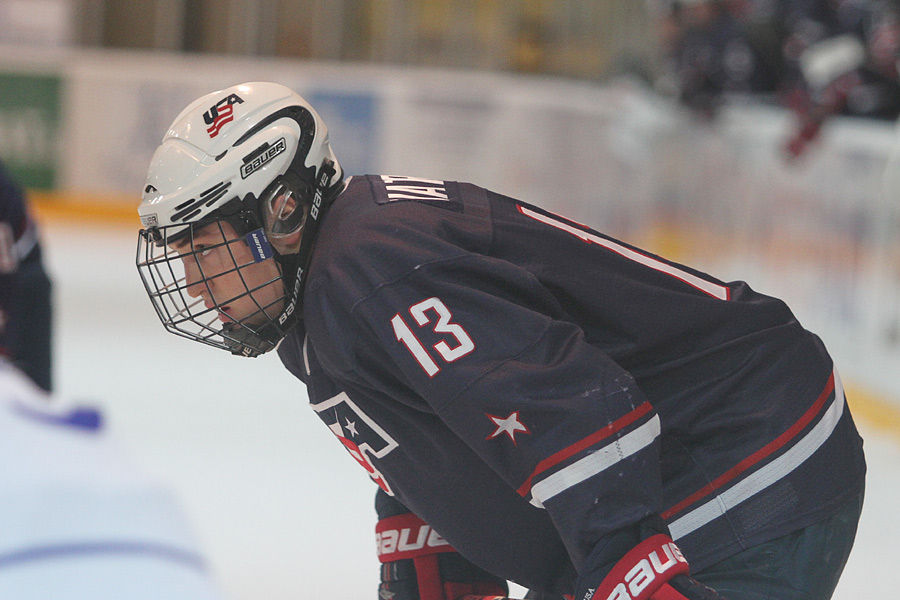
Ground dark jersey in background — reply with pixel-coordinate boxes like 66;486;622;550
0;163;52;391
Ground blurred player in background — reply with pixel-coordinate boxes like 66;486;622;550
0;161;52;391
0;357;229;599
135;82;865;600
653;0;785;118
654;0;900;158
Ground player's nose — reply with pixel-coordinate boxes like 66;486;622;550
182;260;206;299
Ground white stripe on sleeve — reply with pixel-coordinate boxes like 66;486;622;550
530;415;661;508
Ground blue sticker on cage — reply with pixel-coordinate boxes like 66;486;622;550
246;229;274;262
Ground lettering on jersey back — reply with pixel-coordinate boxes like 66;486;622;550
377;175;461;211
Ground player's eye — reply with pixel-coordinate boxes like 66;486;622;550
189;244;213;260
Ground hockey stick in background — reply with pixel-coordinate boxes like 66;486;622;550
784;71;859;159
784;34;865;160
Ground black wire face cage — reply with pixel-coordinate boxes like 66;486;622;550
136;218;289;357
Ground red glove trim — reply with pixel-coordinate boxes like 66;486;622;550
376;513;457;563
414;553;444;600
592;535;689;600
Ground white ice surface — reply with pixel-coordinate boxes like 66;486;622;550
41;220;898;599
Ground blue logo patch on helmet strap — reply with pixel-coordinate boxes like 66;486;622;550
246;229;274;262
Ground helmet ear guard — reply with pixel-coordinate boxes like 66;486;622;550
258;171;311;257
263;176;310;237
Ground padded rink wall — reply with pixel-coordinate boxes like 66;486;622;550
4;47;900;413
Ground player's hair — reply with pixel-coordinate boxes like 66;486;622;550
136;82;343;356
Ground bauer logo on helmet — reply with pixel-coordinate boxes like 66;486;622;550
240;137;287;179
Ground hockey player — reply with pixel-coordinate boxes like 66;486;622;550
0;161;52;391
0;358;228;599
136;82;866;600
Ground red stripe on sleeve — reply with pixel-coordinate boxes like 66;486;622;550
517;402;655;497
661;373;835;520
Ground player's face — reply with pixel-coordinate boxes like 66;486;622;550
172;221;284;326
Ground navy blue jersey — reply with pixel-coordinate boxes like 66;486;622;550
278;175;865;595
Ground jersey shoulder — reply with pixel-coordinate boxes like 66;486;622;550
309;175;492;299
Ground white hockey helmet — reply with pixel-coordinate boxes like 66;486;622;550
138;81;342;241
136;82;344;357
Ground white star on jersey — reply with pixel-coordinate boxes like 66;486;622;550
486;411;530;445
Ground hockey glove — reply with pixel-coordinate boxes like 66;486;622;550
575;521;727;600
377;512;508;600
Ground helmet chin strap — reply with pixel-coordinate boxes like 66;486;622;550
221;321;279;357
223;159;340;358
274;158;339;310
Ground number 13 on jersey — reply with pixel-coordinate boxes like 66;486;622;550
391;297;475;377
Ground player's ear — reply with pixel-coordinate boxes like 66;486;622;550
270;229;303;255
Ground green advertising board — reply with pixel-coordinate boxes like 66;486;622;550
0;72;61;190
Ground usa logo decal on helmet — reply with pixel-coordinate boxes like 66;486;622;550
203;93;244;138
